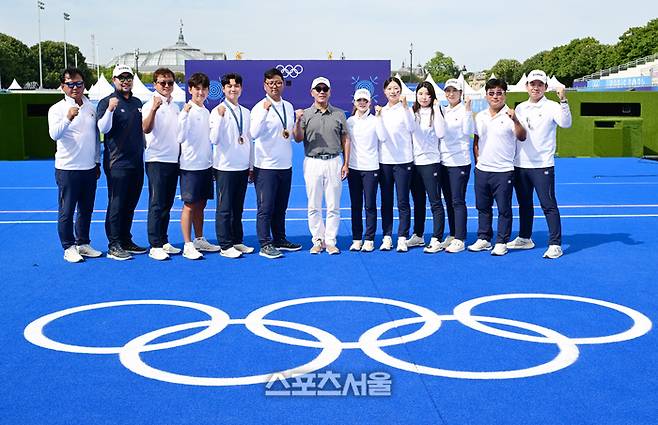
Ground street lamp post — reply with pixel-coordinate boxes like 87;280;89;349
134;48;140;75
409;43;414;81
63;12;70;68
37;0;45;89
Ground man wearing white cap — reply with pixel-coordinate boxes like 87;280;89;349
97;64;147;260
507;70;571;259
293;77;350;254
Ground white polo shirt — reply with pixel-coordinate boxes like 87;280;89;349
209;101;252;171
474;105;517;173
346;112;381;171
514;96;572;168
48;95;100;170
440;102;474;167
250;97;295;170
377;101;415;165
412;106;445;166
177;103;212;171
142;93;180;163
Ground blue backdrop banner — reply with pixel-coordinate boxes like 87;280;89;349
185;60;391;112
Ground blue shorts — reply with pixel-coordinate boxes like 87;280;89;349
179;168;214;203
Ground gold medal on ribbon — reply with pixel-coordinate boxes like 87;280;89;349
282;129;290;139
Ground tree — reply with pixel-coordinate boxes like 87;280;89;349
521;38;616;85
424;51;459;83
0;33;36;88
490;59;523;84
615;18;658;63
28;41;95;88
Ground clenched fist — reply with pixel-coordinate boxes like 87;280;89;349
108;97;119;112
67;106;80;121
152;96;163;110
216;104;226;117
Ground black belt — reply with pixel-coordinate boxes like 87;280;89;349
308;153;340;160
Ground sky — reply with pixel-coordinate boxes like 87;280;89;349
1;0;656;72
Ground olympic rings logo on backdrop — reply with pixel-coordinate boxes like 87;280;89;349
23;294;652;386
276;64;304;79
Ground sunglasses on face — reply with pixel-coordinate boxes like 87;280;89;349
487;91;505;97
156;80;175;87
64;81;84;88
265;80;283;87
116;75;133;82
356;98;369;103
314;85;330;93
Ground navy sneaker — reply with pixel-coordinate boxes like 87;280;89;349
273;239;302;252
259;244;283;259
122;240;148;254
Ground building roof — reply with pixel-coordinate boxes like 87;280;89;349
106;22;226;73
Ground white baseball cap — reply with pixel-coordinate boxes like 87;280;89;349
444;78;462;90
353;88;371;101
527;70;548;84
112;64;134;78
310;77;331;90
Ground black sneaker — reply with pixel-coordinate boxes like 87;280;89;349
107;244;133;261
273;239;302;252
259;244;283;259
122;240;148;254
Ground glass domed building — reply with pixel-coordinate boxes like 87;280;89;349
106;22;226;73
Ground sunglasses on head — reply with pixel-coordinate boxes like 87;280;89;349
64;81;84;88
156;80;175;87
116;75;133;82
314;85;330;93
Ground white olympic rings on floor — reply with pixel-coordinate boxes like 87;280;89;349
23;294;652;386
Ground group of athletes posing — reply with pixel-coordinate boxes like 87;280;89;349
48;65;570;263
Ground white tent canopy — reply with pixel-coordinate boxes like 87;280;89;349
457;73;480;97
508;73;528;92
8;79;21;90
548;76;566;90
172;82;186;103
88;74;114;101
489;73;497;80
131;74;153;102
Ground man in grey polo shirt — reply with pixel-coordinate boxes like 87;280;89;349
293;76;351;255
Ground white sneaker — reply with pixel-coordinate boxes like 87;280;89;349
193;237;220;252
423;237;444;253
396;237;408;252
543;245;563;259
445;239;465;253
233;243;254;254
439;236;455;250
76;244;102;258
506;237;535;250
349;240;363;251
220;247;242;259
380;236;393;251
162;243;181;255
491;243;509;256
310;239;324;254
183;242;203;260
468;239;492;252
361;240;375;252
406;234;425;247
63;246;84;263
149;247;170;261
326;244;340;255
